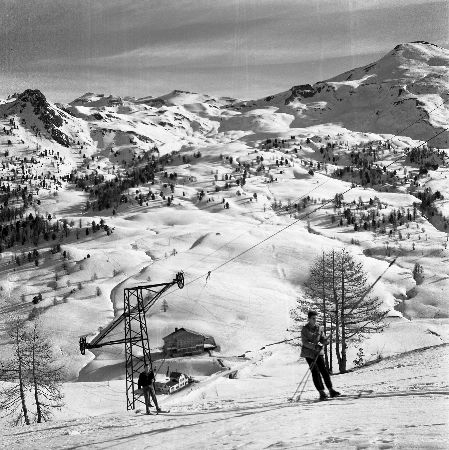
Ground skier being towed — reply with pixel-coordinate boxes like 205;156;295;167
138;365;162;414
301;310;341;401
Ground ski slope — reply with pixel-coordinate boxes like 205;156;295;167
1;344;448;449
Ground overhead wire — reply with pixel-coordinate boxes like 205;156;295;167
183;93;449;280
77;92;448;374
131;97;449;308
157;124;448;306
277;94;449;214
182;177;333;274
237;253;399;358
67;91;449;408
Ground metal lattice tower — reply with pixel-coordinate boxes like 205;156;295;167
79;272;184;410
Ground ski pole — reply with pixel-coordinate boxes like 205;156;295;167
296;364;314;401
297;353;319;400
291;367;310;400
291;351;320;401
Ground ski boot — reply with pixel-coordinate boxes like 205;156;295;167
329;389;341;398
319;390;328;401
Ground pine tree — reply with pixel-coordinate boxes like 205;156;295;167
412;262;424;285
24;322;64;423
0;315;31;425
304;252;331;369
0;318;65;425
291;249;386;373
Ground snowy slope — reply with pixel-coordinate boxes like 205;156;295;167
0;41;448;446
66;90;229;156
238;42;449;146
1;344;448;449
0;89;92;149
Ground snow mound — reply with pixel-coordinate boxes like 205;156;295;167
292;166;313;179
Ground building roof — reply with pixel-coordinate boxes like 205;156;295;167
170;371;184;379
155;372;187;386
155;380;178;388
163;327;215;341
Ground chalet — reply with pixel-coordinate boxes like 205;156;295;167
154;371;190;395
162;327;216;357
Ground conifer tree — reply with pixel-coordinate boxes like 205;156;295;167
24;321;65;423
0;317;65;425
0;315;31;425
292;249;386;373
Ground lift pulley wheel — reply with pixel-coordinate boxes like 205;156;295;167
176;271;185;289
79;336;87;355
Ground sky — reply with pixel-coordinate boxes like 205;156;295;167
0;0;448;103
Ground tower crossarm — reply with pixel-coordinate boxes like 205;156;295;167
79;272;184;354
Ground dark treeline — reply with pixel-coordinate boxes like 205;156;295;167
333;165;397;187
415;187;447;230
0;183;33;207
334;196;418;235
0;204;27;224
333;144;447;189
0;213;71;251
0;183;35;226
2;218;110;264
69;152;165;211
86;163;156;210
406;146;447;170
416;187;444;209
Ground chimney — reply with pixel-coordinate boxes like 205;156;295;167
175;327;178;332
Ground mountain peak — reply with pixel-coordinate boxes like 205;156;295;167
16;89;48;107
402;40;443;49
247;40;448;146
388;41;449;60
70;93;126;107
1;88;81;147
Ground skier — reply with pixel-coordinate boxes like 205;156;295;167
138;365;161;414
301;310;340;401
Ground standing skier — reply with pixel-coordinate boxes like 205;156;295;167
301;310;340;400
138;365;161;414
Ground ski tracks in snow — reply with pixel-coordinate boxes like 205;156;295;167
2;344;448;449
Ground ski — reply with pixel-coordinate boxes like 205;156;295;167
293;389;375;404
133;407;170;414
134;409;170;414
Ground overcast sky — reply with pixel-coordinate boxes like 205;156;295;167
0;0;447;103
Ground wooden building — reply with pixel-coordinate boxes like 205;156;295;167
162;327;216;357
154;371;190;395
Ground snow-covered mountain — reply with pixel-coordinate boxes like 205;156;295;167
2;43;447;159
0;89;91;148
65;89;231;157
238;41;449;146
136;89;238;108
5;42;442;162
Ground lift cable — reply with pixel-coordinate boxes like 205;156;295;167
156;126;448;303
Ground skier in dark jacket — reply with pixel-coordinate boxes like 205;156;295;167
301;310;340;400
138;365;161;414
